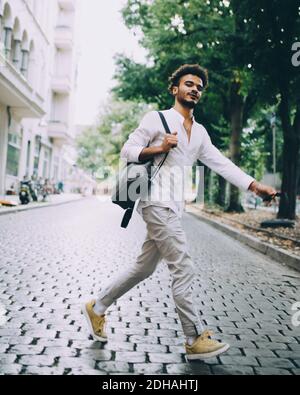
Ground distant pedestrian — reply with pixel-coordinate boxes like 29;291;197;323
58;181;64;194
82;64;277;361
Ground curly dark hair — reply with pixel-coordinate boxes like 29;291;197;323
168;64;209;94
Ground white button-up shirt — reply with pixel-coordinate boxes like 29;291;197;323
121;108;254;217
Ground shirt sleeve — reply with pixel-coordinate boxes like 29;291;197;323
120;111;158;163
198;127;254;191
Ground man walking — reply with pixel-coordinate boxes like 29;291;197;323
82;64;276;360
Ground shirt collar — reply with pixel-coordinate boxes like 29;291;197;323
170;107;195;124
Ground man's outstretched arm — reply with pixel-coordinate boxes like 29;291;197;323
198;129;277;199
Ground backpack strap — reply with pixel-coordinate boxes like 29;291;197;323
121;207;134;228
158;111;171;134
150;112;172;180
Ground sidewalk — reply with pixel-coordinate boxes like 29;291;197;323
0;193;84;216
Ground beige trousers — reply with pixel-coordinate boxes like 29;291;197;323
97;205;204;337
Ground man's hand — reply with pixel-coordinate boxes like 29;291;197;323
249;181;277;205
160;132;178;153
138;132;178;161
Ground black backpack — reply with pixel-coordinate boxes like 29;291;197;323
112;112;171;228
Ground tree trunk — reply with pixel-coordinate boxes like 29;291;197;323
204;166;211;205
277;101;300;220
226;79;245;213
216;175;227;208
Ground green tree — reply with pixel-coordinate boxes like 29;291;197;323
232;0;300;219
76;100;153;178
114;0;260;211
240;121;268;181
76;126;106;177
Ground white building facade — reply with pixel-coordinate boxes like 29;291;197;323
0;0;89;196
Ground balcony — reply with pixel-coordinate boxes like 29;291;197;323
0;51;45;118
58;0;76;11
48;121;71;143
52;75;71;94
55;26;73;50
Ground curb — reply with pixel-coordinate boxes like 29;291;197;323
0;197;86;216
186;205;300;273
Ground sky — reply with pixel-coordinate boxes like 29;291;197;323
75;0;147;125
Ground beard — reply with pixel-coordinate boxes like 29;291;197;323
177;95;197;109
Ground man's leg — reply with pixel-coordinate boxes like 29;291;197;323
141;206;204;338
142;205;230;360
82;216;162;341
94;233;161;313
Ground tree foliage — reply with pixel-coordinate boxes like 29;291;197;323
76;100;154;178
231;0;300;218
114;0;259;211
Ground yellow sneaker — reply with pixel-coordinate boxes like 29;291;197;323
185;330;229;361
82;300;107;342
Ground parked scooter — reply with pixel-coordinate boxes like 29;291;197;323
19;180;32;205
19;176;38;205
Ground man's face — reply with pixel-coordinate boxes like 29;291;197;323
172;74;203;109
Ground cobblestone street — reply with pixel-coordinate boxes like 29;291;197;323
0;198;299;375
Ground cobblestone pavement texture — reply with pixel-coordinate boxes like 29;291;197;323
0;198;299;375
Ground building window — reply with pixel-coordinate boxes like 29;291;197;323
33;135;41;174
53;156;59;181
26;140;31;176
42;147;51;179
4;27;12;57
6;130;22;177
